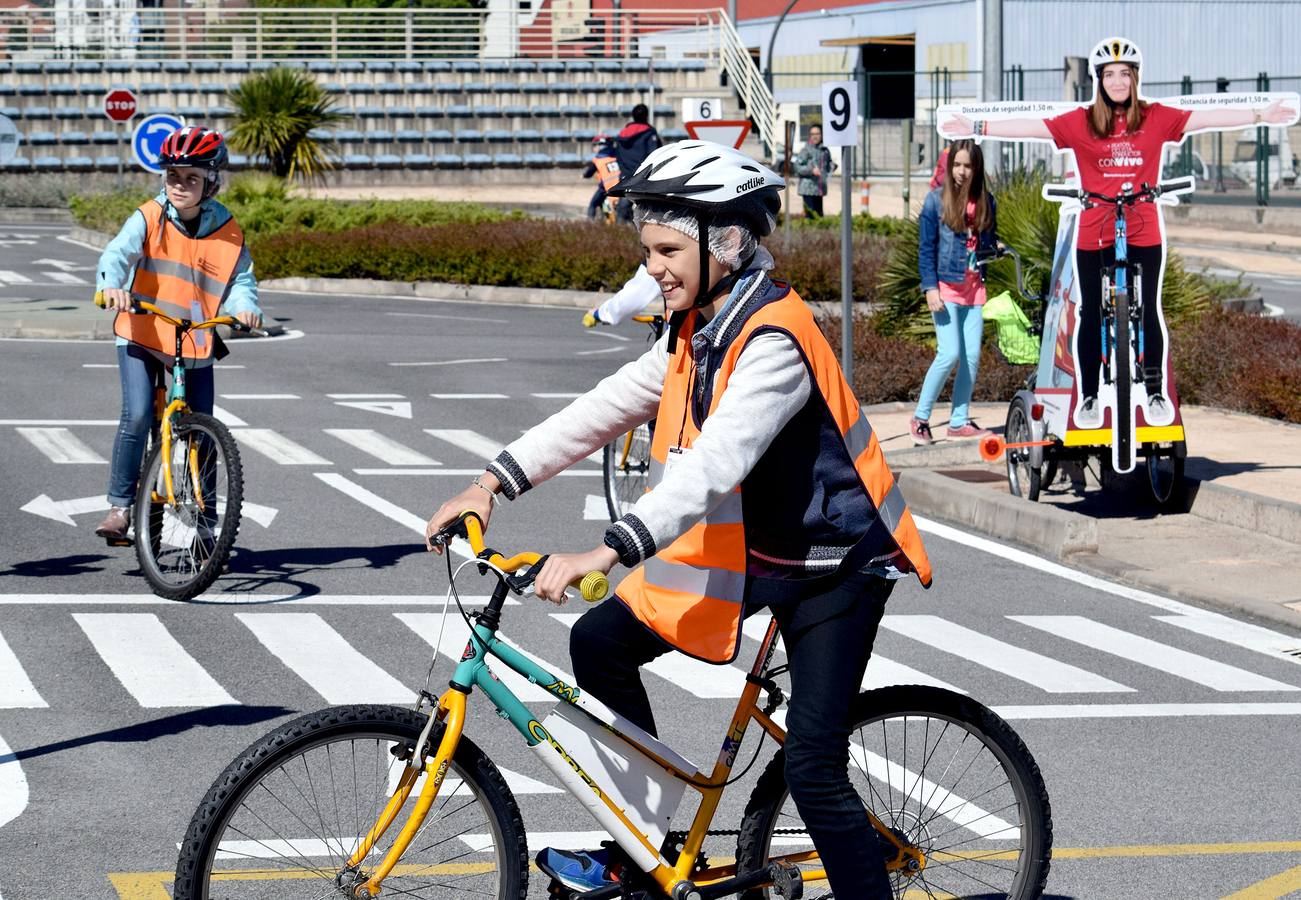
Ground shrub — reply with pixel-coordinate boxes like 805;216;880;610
786;210;913;239
68;188;154;233
767;228;894;305
1171;306;1301;423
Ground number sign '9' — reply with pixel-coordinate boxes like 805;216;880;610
820;81;858;148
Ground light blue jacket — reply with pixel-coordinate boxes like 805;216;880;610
96;191;260;366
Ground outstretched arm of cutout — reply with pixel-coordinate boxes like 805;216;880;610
938;111;1054;142
1186;98;1299;133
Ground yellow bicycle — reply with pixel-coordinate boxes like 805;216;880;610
174;512;1052;899
95;292;261;600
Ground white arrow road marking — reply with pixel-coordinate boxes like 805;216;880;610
31;258;92;272
334;400;413;419
584;494;608;520
16;427;106;463
0;732;30;830
314;472;473;561
20;494;276;528
0;631;46;708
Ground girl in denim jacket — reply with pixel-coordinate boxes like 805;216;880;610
911;139;998;444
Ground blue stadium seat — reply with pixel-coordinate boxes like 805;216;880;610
407;81;434;93
74;61;102;73
221;61;251;73
538;60;566;73
423;60;452;73
455;129;483;143
200;82;227;94
635;81;662;93
133;61;163;72
356;106;387;119
403;152;433;169
524;152;551;167
140;83;167;94
366;61;396;72
104;61;133;73
347;84;371;94
211;105;234;117
578;81;604;94
500;104;532;118
307;61;336;73
452;60;480;73
171;82;200;94
414;106;446;119
482;60;510;74
13;61;41;74
18;85;46;96
624;59;650;72
395;129;424;143
91;132;119;145
521;82;548;95
34;156;63;170
553;151;583;165
510;60;538;73
588;103;617;117
435;82;463;94
463;81;492;94
228;153;250;168
543;128;570;142
387;107;415;119
192;61;221;74
652;60;681;73
29;131;57;146
606;81;635;94
95;155;121;171
564;60;594;73
374;153;402;168
335;129;365;143
595;60;622;73
366;129;395;143
0;85;13;96
680;60;708;71
491;81;518;94
661;127;689;140
426;128;454;142
343;153;373;167
66;155;95;171
395;61;423;75
653;104;674;117
337;61;365;73
572;128;599;142
164;60;191;73
49;85;77;96
483;129;512;144
54;106;84;119
177;106;204;118
494;152;523;167
515;128;542;143
322;82;346;93
3;156;32;171
471;103;500;118
463;152;492;166
0;61;10;73
44;61;72;74
78;84;105;95
376;82;404;94
549;81;579;94
445;105;473;119
0;107;16;118
531;104;561;118
560;104;588;118
60;130;89;145
435;153;464;168
21;107;52;119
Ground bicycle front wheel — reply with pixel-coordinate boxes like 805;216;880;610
174;705;528;900
736;685;1052;899
603;423;651;520
134;412;242;601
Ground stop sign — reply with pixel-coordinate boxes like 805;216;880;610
103;88;138;123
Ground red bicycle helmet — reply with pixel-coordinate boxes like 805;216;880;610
157;126;229;172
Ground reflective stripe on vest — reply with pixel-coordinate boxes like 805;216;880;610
114;200;245;361
616;287;932;664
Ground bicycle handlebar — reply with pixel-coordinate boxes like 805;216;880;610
1042;177;1196;209
94;291;268;336
433;511;609;603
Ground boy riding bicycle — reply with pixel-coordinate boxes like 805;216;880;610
427;141;932;897
94;126;261;543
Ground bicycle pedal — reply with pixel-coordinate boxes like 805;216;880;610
103;536;133;548
768;861;803;899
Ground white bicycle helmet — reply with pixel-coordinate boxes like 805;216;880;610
1089;37;1142;75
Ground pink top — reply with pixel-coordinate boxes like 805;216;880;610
938;200;987;307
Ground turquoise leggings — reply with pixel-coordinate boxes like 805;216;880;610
914;301;984;426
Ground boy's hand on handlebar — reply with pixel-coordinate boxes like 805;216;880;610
425;476;499;552
925;289;944;313
534;546;618;605
101;288;133;311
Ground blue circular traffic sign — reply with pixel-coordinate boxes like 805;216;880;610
131;114;184;174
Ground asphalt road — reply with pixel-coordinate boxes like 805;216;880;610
1;235;1300;900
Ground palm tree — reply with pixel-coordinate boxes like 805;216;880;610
227;67;346;180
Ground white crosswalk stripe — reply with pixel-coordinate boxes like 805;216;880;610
230;428;332;465
1010;616;1301;692
237;613;412;704
43;271;88;285
423;428;504;462
0;270;33;284
1154;614;1301;669
881;615;1134;693
324;428;440;466
74;613;236;708
0;631;46;709
16;427;106;464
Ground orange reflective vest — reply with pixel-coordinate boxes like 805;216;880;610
616;281;932;664
114;199;245;361
594;155;621;191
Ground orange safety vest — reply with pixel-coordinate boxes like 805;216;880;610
616;282;932;664
594;155;621;191
114;199;245;361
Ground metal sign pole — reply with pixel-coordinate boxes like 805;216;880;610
841;144;854;382
782;119;795;245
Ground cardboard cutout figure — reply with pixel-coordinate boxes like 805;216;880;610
936;37;1298;473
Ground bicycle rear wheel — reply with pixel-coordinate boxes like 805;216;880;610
174;705;528;900
1004;398;1042;502
134;412;242;601
603;423;651;521
736;685;1052;899
1112;289;1134;473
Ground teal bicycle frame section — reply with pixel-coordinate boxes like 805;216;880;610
450;621;581;743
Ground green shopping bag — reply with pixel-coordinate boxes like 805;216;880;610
982;291;1039;365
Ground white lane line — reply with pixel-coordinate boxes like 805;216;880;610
992;703;1301;720
211;404;248;427
390;357;507;367
423;428;502;462
215;365;246;369
1010;616;1300;692
15;427;106;464
552;613;747;698
238;613;413;704
314;473;473;561
430;393;509;399
461;831;609;853
73;613;237;708
397;613;563;705
1155;615;1301;669
880;615;1133;694
44;271;88;285
532;393;582;398
0;419;117;425
0;632;46;708
0;593;506;606
81;364;116;368
353;468;602;477
386;311;509;324
584;494;608;520
231;428;332;465
324;429;441;466
575;346;629;356
327;393;406;399
0;271;32;283
220;393;300;400
0;731;29;832
584;330;630;342
741;617;965;694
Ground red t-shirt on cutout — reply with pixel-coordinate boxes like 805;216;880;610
1045;102;1191;249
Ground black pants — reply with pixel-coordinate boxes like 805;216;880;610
800;193;824;218
586;184;607;219
570;571;895;897
1074;244;1166;401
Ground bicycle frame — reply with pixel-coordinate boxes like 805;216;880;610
349;517;919;898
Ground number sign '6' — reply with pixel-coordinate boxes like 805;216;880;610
820;81;858;148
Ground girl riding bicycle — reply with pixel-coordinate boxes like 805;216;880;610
94;126;261;543
426;141;932;897
940;36;1295;431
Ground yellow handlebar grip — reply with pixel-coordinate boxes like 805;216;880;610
94;291;106;308
579;572;609;603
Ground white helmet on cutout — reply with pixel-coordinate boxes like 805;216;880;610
1089;37;1142;75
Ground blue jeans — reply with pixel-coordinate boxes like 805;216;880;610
106;344;213;507
914;301;984;427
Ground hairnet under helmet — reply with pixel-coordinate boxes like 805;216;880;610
632;201;771;273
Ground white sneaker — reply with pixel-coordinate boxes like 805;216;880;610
1146;393;1175;426
1075;397;1102;429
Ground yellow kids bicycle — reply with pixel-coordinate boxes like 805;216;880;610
95;292;262;601
175;512;1052;899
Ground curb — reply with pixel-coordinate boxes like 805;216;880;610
1187;478;1301;546
0;207;74;224
260;276;606;311
895;469;1098;558
68;225;111;249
